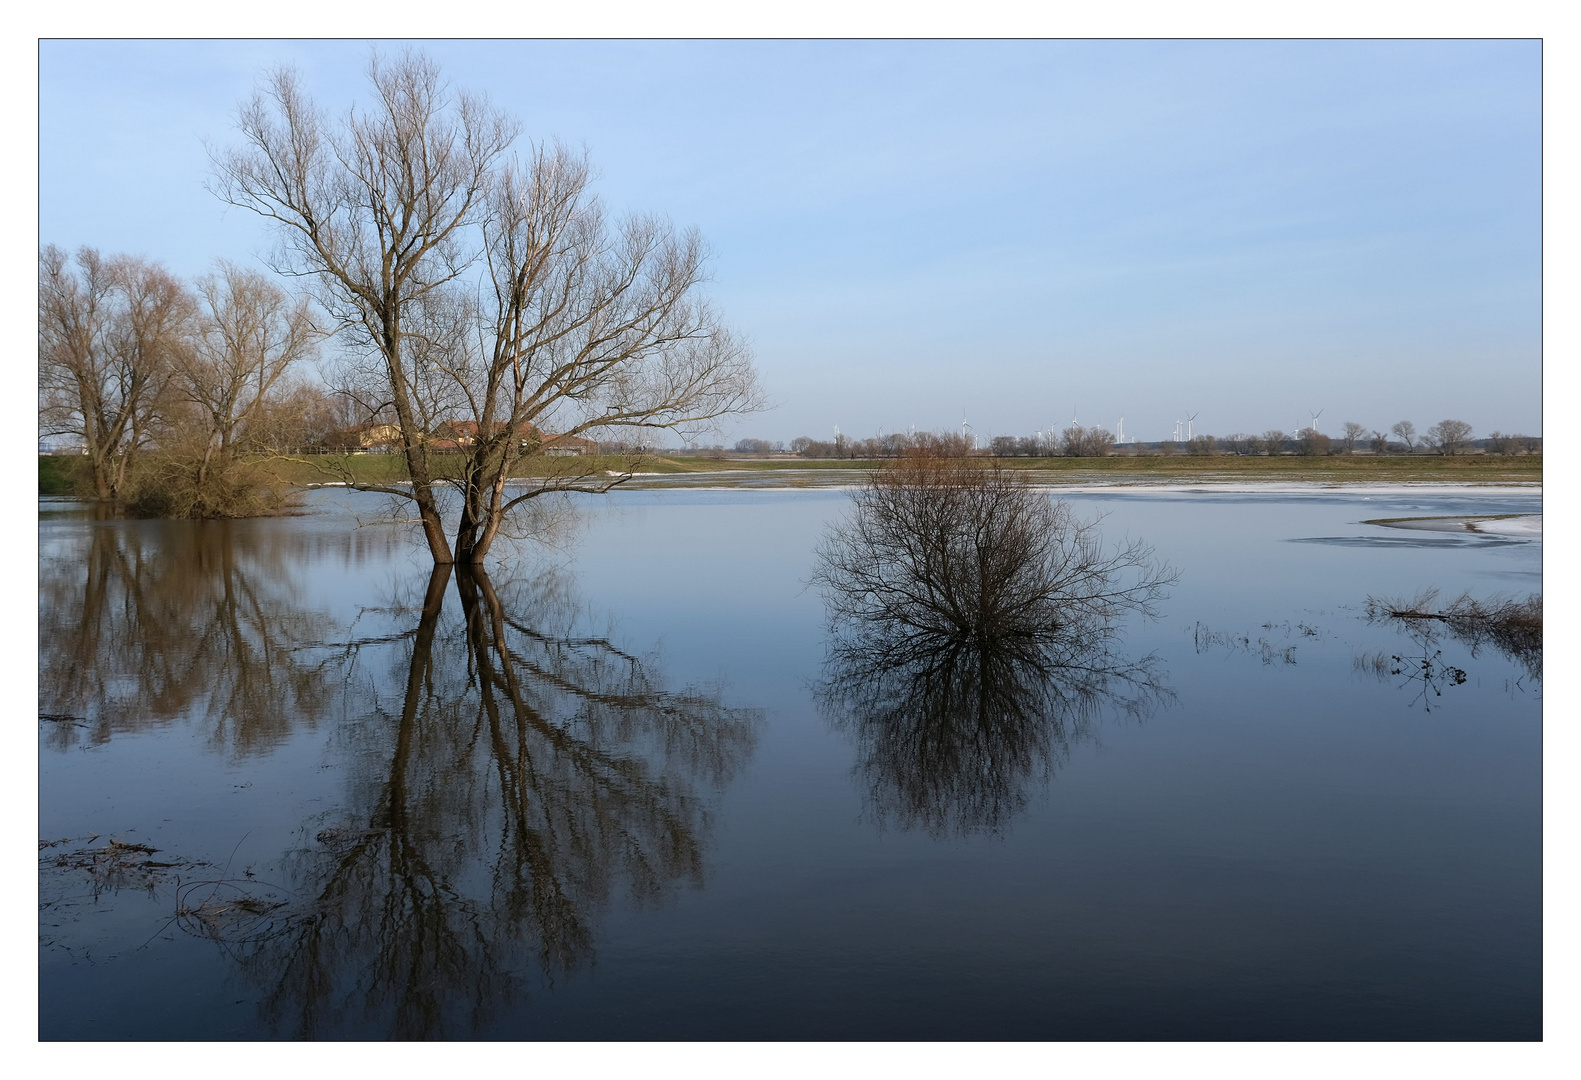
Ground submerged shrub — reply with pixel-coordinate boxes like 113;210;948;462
813;451;1175;649
125;452;300;519
1366;588;1541;679
812;450;1177;835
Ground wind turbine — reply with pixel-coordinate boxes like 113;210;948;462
1186;411;1200;440
961;411;973;450
1116;418;1125;444
1307;407;1324;435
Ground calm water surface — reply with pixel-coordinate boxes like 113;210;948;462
38;484;1542;1039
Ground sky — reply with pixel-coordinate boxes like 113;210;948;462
37;38;1542;445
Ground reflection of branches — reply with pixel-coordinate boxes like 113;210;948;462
814;453;1175;837
234;566;760;1039
1354;645;1467;713
37;520;337;754
820;633;1170;837
1366;590;1541;681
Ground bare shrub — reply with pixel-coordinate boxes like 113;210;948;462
126;449;300;518
1297;428;1332;456
1366;589;1541;679
814;453;1175;648
812;451;1176;835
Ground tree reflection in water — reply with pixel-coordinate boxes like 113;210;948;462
38;518;340;754
815;454;1174;837
232;566;760;1039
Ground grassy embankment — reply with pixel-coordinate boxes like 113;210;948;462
40;450;1542;496
38;455;82;495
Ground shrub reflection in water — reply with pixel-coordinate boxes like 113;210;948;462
813;453;1176;836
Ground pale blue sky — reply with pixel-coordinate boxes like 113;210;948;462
38;39;1542;443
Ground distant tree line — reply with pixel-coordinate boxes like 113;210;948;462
755;418;1538;460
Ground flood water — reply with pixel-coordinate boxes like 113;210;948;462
38;483;1542;1040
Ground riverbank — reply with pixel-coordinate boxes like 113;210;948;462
39;450;1542;497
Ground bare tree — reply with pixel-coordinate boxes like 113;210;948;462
158;263;318;510
39;246;193;500
1391;420;1417;450
249;381;355;451
210;51;517;562
443;143;761;562
211;52;760;565
1261;429;1288;456
1341;421;1366;454
1370;430;1390;454
1424;419;1473;455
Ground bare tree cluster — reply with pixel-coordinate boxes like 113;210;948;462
770;416;1530;461
40;246;331;515
733;438;784;454
1058;424;1116;457
1485;432;1542;455
791;430;975;459
211;51;762;564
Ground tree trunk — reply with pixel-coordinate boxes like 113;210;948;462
90;454;112;501
413;487;454;565
382;322;455;565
